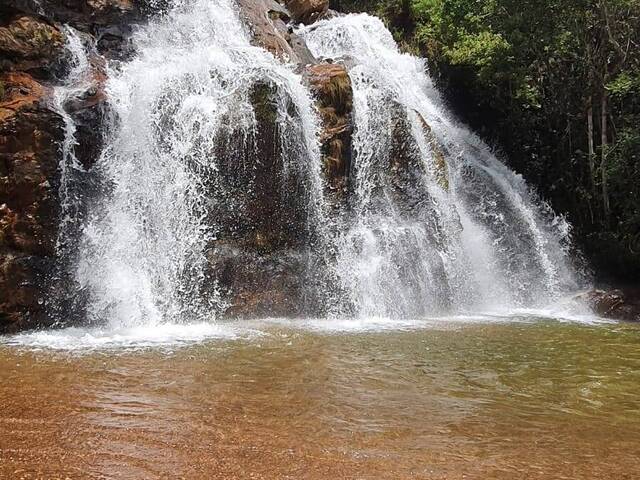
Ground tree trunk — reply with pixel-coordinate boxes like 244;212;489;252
601;90;610;222
587;97;595;188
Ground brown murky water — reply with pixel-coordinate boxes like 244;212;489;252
1;319;639;479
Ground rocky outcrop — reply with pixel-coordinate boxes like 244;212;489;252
0;14;64;77
282;0;329;25
303;62;353;196
0;72;64;331
0;2;115;332
236;0;324;65
580;289;640;322
237;0;295;60
1;1;164;61
2;0;147;29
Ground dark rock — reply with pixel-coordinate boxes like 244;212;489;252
0;72;64;333
579;289;640;322
95;24;136;60
63;54;108;169
2;0;145;29
414;110;449;190
208;243;308;318
317;8;342;21
205;80;317;317
0;13;65;78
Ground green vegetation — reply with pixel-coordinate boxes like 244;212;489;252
331;0;640;281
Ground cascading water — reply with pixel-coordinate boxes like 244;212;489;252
52;28;94;254
299;14;582;317
72;0;327;328
47;2;586;338
48;27;103;325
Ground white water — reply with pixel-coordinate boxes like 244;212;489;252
52;27;94;255
2;301;607;351
73;0;326;329
299;14;582;317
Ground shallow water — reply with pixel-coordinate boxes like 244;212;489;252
1;317;639;479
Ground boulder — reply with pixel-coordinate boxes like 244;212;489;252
283;0;329;25
0;14;64;77
237;0;296;61
580;289;640;322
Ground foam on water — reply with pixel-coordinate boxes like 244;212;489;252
2;306;610;351
1;323;256;351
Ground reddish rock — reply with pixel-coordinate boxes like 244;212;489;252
0;72;64;332
0;14;64;75
284;0;329;24
303;63;353;195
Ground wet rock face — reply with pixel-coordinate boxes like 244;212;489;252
238;0;333;63
237;0;294;60
0;73;64;332
2;1;163;60
0;1;115;332
303;62;353;196
3;0;141;27
206;82;313;318
581;289;640;322
206;5;350;317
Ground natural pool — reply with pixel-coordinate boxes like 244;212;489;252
1;316;639;479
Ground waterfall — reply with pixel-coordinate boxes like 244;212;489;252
51;4;584;334
52;27;93;256
299;14;581;317
72;0;327;328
